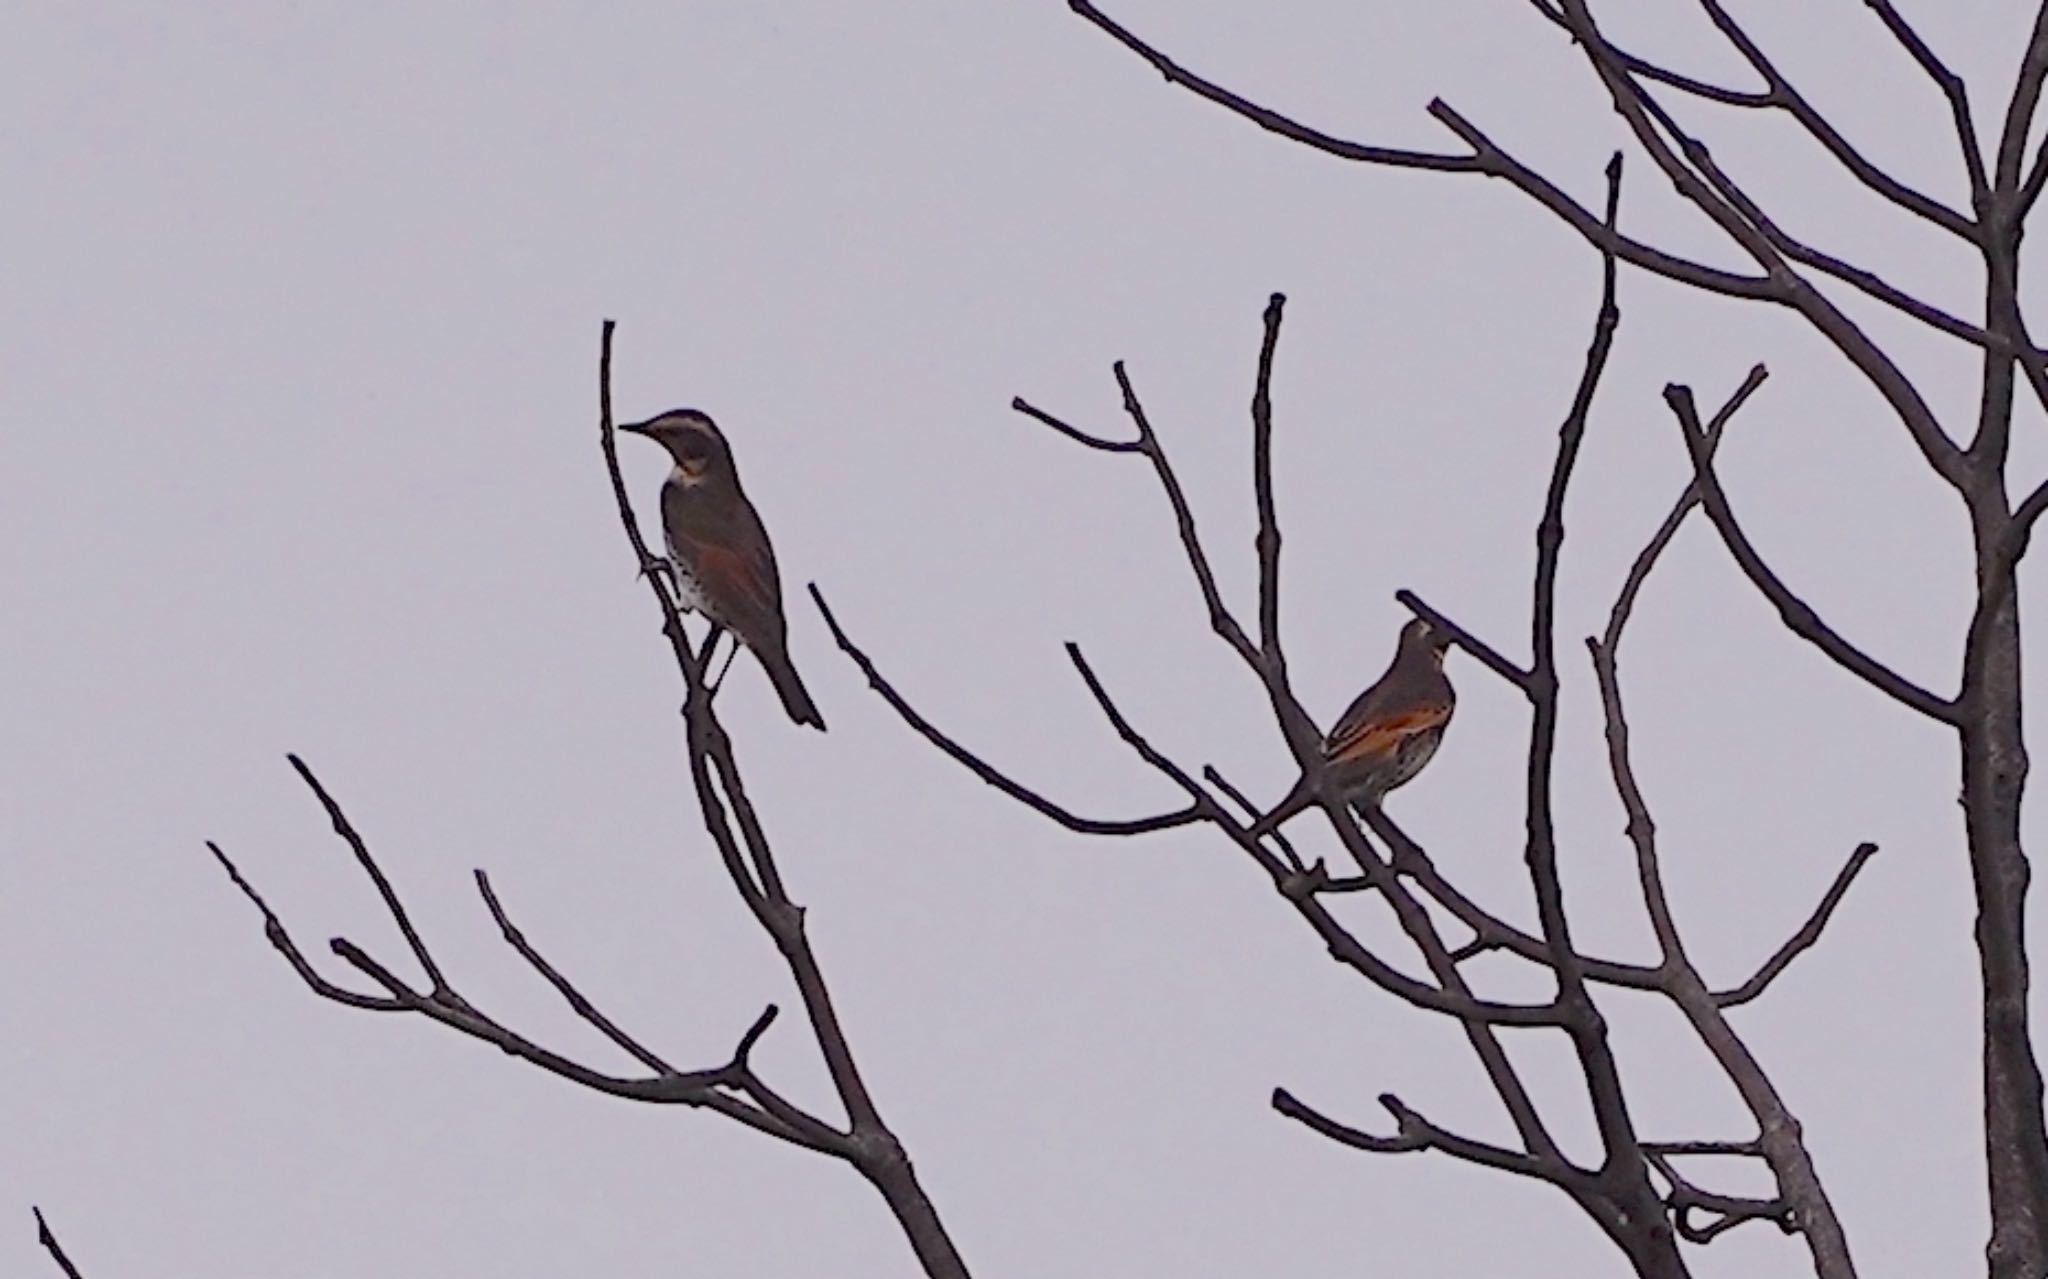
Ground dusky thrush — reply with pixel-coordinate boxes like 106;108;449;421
619;408;826;731
1252;617;1454;832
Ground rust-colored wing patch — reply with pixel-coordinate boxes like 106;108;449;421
676;529;783;634
1324;702;1450;766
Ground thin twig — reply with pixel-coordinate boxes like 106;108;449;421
288;753;449;994
474;869;677;1073
1692;0;1974;238
811;584;1200;836
1252;292;1287;669
1864;0;1991;207
1716;844;1881;1008
34;1208;85;1279
1203;764;1305;874
1273;1089;1606;1195
1393;591;1530;688
1553;0;1968;492
1596;367;1859;1275
601;327;967;1274
1664;384;1957;722
1063;642;1566;1028
205;840;403;1011
1527;0;1769;107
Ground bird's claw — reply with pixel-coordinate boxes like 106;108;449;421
639;556;682;593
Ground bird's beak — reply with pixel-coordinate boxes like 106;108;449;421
616;417;652;438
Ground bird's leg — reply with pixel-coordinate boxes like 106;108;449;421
708;636;740;695
697;625;739;696
638;554;682;597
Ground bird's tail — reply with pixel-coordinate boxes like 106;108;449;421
765;652;828;731
1247;776;1315;838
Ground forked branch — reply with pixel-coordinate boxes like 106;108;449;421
201;322;970;1279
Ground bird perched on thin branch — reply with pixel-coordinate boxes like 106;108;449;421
618;408;826;731
1251;618;1454;833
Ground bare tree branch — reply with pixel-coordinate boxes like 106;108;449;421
1593;368;1859;1277
845;260;1717;1257
473;868;679;1074
287;752;448;995
1604;365;1768;643
1069;0;1774;303
1664;384;1957;722
1864;0;1992;207
1691;0;1973;238
1252;292;1287;670
598;325;968;1274
202;321;970;1278
1533;0;1974;237
1643;1147;1797;1243
1072;641;1571;1029
1273;1088;1607;1196
1013;364;1263;674
1053;6;2040;1275
1716;845;1881;1009
1552;0;1968;491
1371;811;1665;990
811;584;1199;836
1202;764;1306;874
211;766;841;1153
1492;160;1682;1274
34;1208;84;1279
2019;139;2048;221
1394;589;1532;689
204;838;404;1012
1991;7;2048;208
1069;2;2048;389
1526;1;1768;107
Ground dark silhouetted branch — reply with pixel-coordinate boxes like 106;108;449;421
1013;363;1263;673
1273;1089;1606;1195
1252;292;1287;669
1864;0;1991;206
1594;367;1858;1277
1692;0;1973;238
1063;641;1566;1027
212;756;842;1153
811;584;1200;837
1664;383;1957;722
287;752;448;995
205;839;403;1012
1070;0;1775;305
1552;0;1968;491
1643;1147;1797;1244
1991;8;2048;213
34;1208;84;1279
1392;591;1531;688
205;322;969;1279
1499;159;1677;1273
1371;811;1664;990
1604;366;1768;647
1534;0;1974;239
598;326;967;1276
1202;764;1306;873
1716;845;1880;1009
474;868;678;1074
1526;1;1767;106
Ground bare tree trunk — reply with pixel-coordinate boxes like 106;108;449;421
1964;514;2047;1279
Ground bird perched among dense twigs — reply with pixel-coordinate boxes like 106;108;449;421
618;408;826;730
1251;617;1454;833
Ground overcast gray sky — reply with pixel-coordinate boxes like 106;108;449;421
5;3;2038;1275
